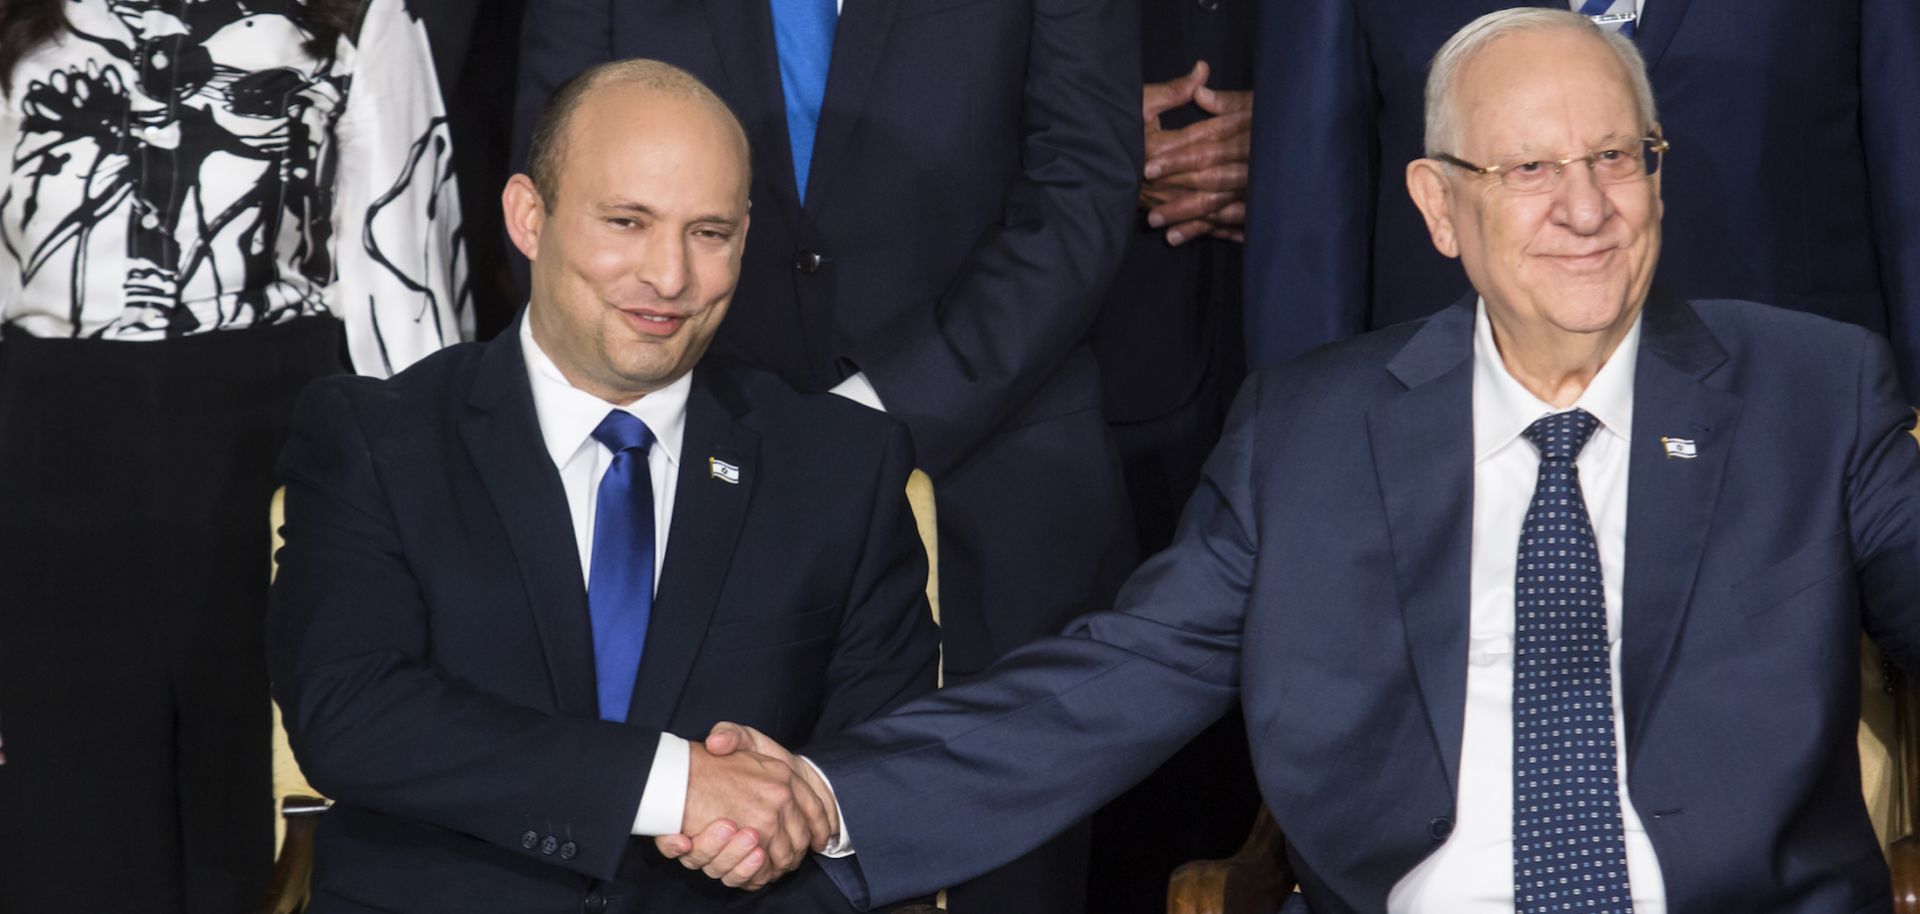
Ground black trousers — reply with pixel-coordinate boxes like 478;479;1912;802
0;318;344;914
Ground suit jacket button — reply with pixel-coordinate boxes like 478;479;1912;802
541;835;559;855
559;841;578;860
1427;817;1454;841
1194;0;1220;10
793;249;825;274
520;830;539;849
583;891;608;913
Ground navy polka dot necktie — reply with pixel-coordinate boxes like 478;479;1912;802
1513;408;1633;913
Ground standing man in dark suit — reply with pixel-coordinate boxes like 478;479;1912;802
1085;0;1259;906
514;2;1143;911
661;12;1920;912
268;60;939;914
1243;0;1920;397
1095;0;1254;560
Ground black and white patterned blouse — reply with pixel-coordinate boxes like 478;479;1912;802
0;0;468;376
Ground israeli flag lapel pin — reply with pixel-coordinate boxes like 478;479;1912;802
709;457;742;484
1660;436;1698;460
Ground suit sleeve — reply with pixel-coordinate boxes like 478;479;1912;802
1242;0;1374;370
810;423;942;741
854;0;1141;477
807;376;1265;910
1846;330;1920;676
1860;0;1920;401
509;0;614;173
266;381;656;882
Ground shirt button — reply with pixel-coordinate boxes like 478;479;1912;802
1427;816;1454;841
520;829;539;849
793;249;825;274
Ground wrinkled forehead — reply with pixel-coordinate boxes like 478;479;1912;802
1453;31;1643;158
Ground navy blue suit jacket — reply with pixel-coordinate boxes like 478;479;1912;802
513;0;1143;673
1243;0;1920;399
266;322;940;914
808;296;1920;914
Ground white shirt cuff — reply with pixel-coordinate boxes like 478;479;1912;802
828;372;887;413
631;733;691;835
801;756;856;857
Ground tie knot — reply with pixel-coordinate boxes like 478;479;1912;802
591;410;655;455
1522;408;1600;462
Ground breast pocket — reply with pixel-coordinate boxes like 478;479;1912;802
702;605;841;655
1726;529;1852;617
893;0;1003;21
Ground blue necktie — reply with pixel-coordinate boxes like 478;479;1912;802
1512;409;1632;914
588;411;656;724
770;0;837;202
1577;0;1637;37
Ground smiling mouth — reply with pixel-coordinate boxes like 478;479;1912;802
619;309;687;336
1547;249;1617;268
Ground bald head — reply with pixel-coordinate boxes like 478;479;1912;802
1423;9;1656;156
526;59;751;209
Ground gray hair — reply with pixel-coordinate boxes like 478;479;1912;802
1423;8;1658;155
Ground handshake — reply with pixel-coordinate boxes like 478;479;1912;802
659;722;840;891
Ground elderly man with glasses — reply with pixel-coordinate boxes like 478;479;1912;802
655;10;1920;913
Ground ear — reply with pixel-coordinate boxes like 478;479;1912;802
1406;158;1459;259
1647;123;1666;220
502;174;546;261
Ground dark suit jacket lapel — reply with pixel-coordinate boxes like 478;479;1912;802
624;367;761;732
803;0;901;211
458;317;600;717
1632;0;1697;74
1368;299;1477;797
1620;293;1739;755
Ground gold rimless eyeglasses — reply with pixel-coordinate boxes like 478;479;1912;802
1430;136;1671;194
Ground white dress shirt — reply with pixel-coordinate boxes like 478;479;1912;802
829;372;887;412
1388;302;1665;912
520;317;693;836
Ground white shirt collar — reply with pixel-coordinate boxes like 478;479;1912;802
519;313;690;471
1471;297;1641;463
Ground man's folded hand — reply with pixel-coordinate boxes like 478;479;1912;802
658;722;838;890
1139;60;1254;245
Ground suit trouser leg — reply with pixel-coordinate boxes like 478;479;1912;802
0;335;191;914
934;408;1135;914
1086;367;1261;914
166;442;277;914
